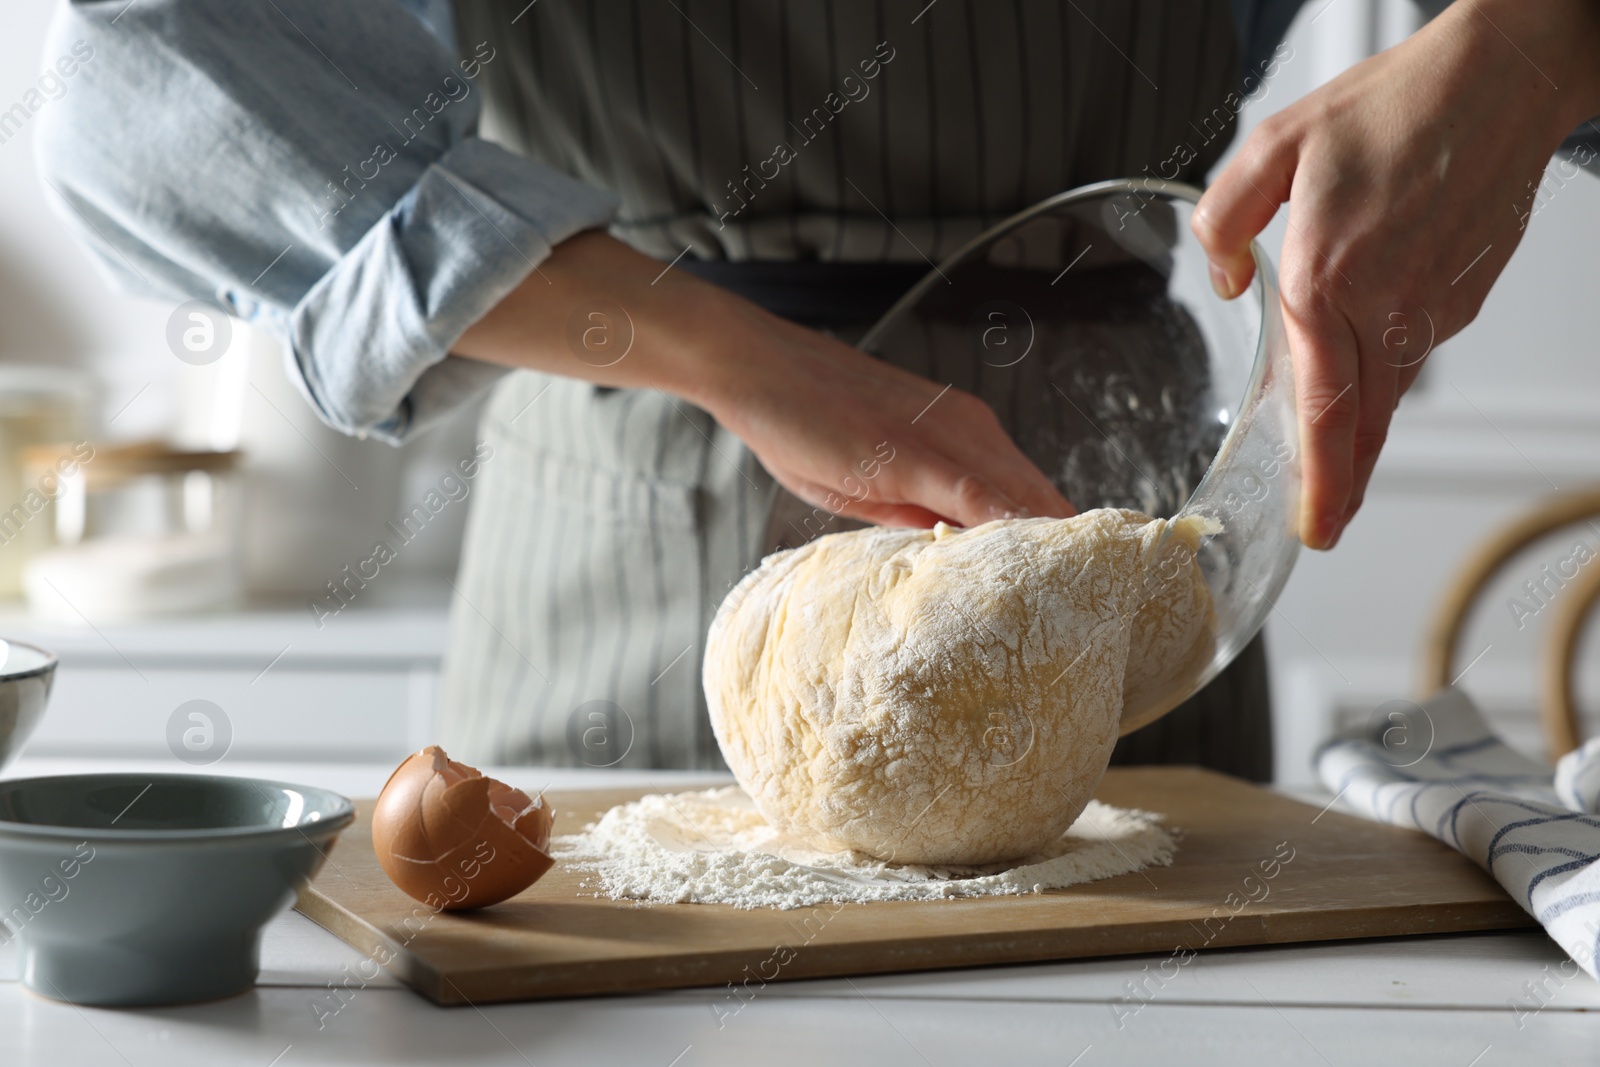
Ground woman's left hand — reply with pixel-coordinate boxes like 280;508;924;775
1192;0;1600;549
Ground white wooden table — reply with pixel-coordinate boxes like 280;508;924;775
3;758;1597;1066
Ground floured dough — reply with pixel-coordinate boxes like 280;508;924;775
704;508;1215;866
1119;519;1219;734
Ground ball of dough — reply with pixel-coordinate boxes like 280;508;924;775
705;508;1216;866
1120;520;1219;735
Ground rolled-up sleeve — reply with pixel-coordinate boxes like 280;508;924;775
37;0;618;443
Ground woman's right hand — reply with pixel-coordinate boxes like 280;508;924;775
690;291;1074;529
453;230;1074;530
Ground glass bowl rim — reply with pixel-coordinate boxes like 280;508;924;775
857;176;1276;525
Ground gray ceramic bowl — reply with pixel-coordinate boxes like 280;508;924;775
0;639;57;771
0;773;354;1005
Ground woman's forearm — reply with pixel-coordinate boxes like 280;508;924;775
1457;0;1600;129
450;229;748;408
450;230;1075;528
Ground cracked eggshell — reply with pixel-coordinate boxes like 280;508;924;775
370;746;555;910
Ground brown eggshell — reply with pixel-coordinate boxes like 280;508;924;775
370;746;555;910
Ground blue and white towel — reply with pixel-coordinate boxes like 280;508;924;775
1315;687;1600;978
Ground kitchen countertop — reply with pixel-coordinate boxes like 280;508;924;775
3;758;1597;1066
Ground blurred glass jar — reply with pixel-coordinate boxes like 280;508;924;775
19;441;243;623
0;367;92;598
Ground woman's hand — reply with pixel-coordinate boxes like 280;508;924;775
453;230;1074;529
1192;0;1600;549
690;293;1075;528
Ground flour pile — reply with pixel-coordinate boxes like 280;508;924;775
555;785;1176;909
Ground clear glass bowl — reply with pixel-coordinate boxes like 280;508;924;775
860;179;1300;733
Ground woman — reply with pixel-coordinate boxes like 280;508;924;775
37;0;1600;774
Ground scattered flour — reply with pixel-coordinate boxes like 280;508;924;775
554;785;1177;909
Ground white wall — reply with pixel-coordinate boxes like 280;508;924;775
0;2;171;436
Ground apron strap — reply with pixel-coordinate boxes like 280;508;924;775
677;260;929;329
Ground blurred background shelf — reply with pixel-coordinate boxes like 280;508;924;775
0;577;448;764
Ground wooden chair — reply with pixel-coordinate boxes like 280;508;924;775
1420;489;1600;758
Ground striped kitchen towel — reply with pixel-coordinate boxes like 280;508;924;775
1315;686;1600;978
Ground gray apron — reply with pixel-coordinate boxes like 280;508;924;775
439;0;1269;777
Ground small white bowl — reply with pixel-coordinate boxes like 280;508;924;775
0;639;57;772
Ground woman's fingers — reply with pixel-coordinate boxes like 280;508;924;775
1008;475;1077;520
711;309;1078;533
774;434;1025;532
901;460;1028;529
839;442;1072;531
1340;343;1402;536
970;424;1078;519
1282;296;1362;550
914;388;1076;520
805;376;1074;529
1191;118;1298;299
840;500;952;529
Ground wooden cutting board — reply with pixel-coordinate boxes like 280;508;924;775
295;767;1533;1006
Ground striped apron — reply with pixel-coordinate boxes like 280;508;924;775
440;0;1270;778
